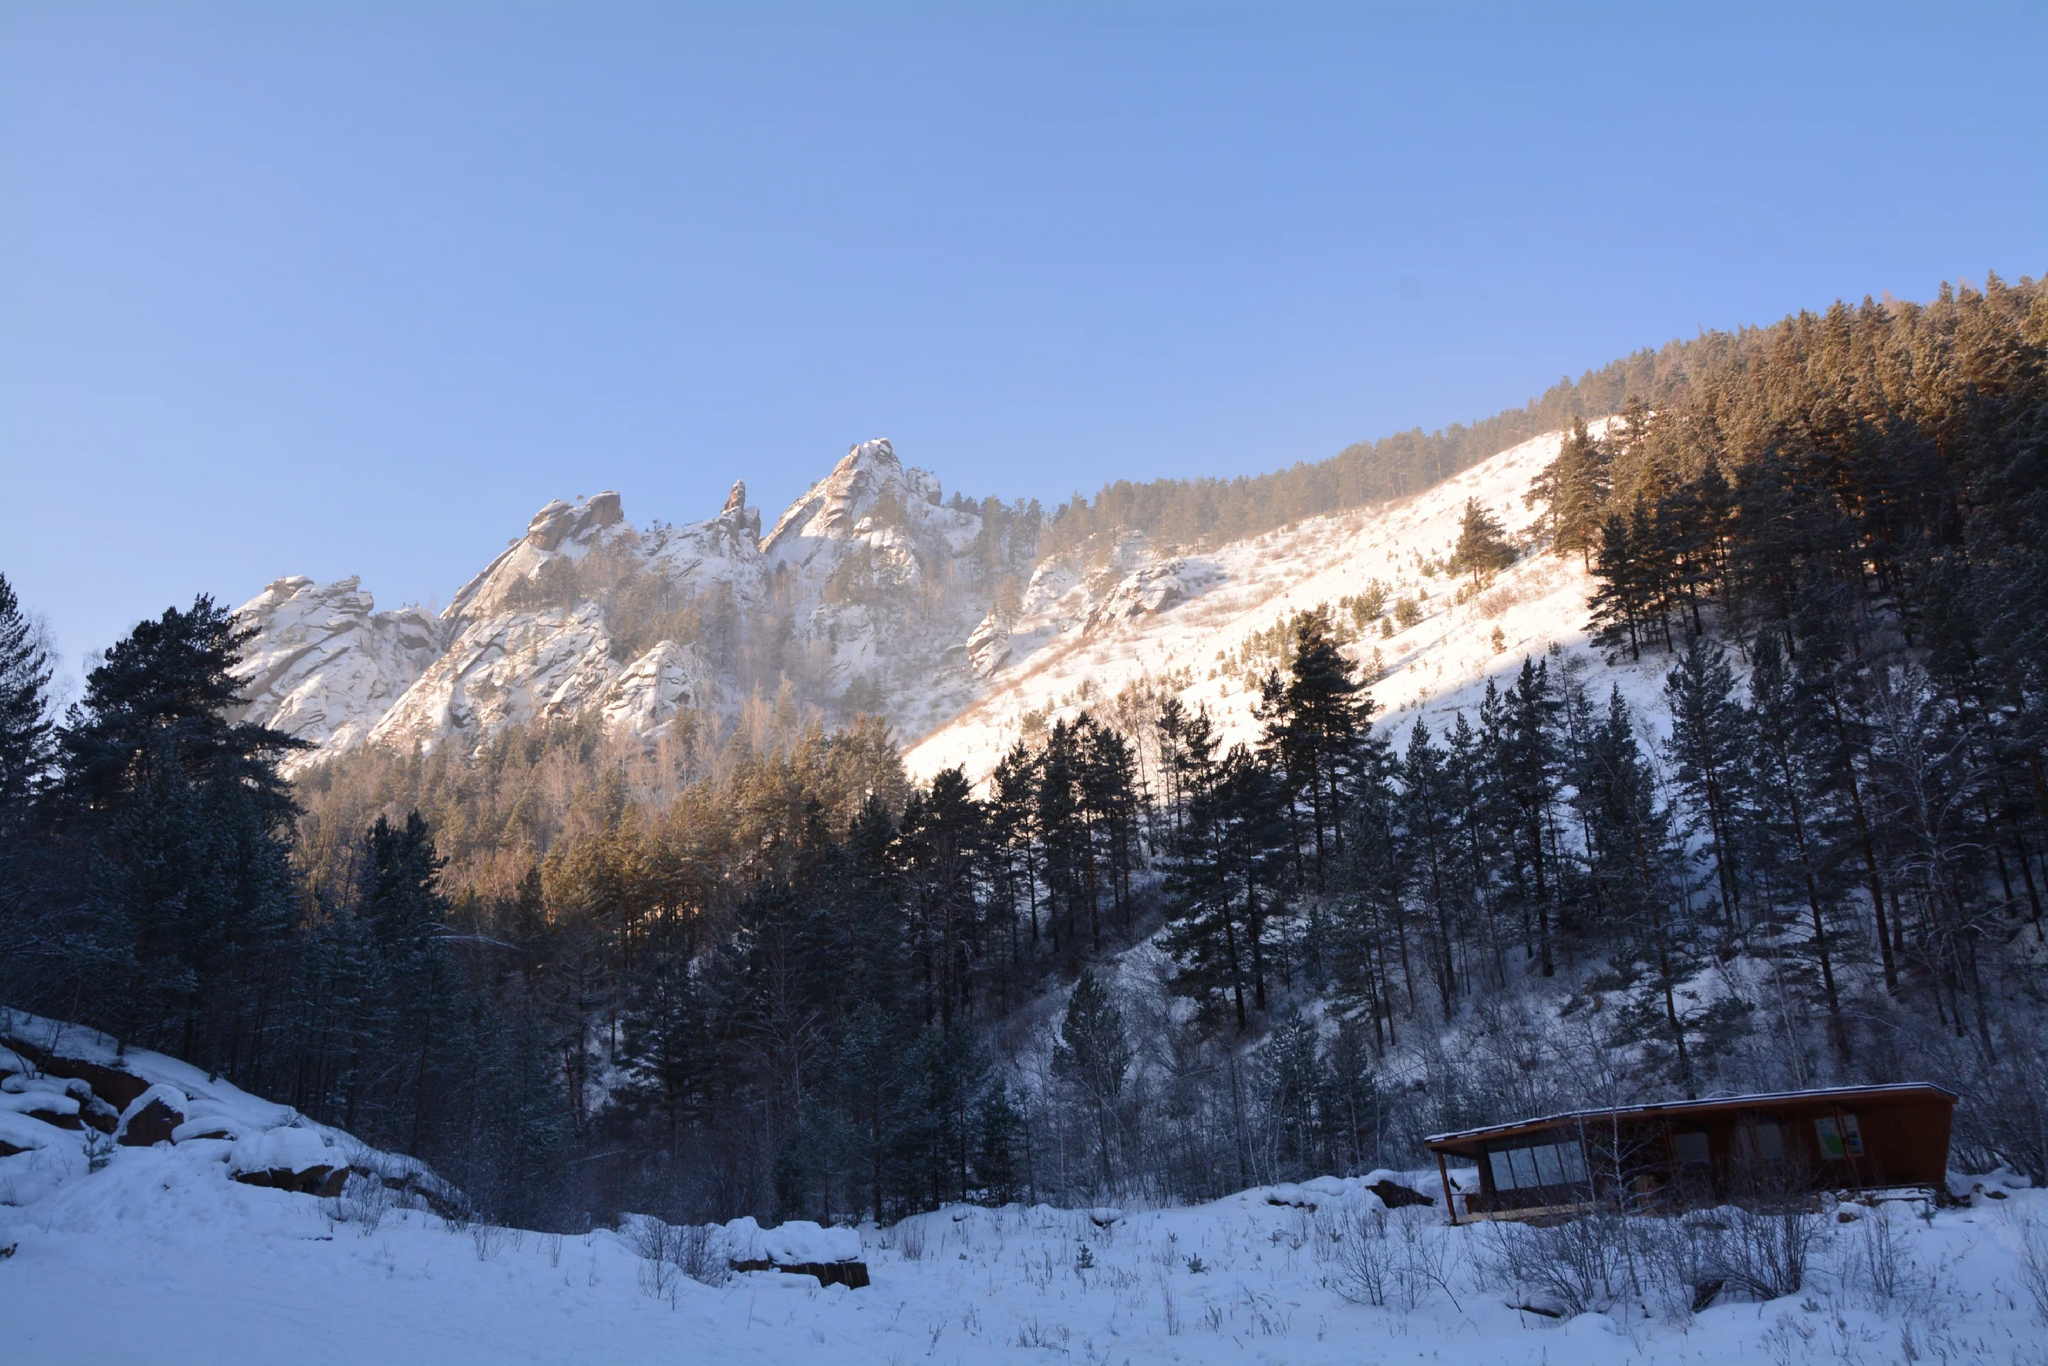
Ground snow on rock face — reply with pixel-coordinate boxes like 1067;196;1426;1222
965;608;1010;678
523;491;622;552
445;490;637;623
1082;556;1210;633
235;440;1002;769
599;641;710;735
762;438;978;576
717;479;762;542
366;604;617;753
231;576;444;771
762;439;904;560
0;1008;397;1206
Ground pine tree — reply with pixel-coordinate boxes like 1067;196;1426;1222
1266;1012;1321;1176
0;571;54;815
1662;635;1751;934
1745;633;1851;1055
1399;720;1463;1018
973;1081;1022;1204
1258;606;1375;885
52;596;306;1067
1078;719;1142;941
1587;512;1645;660
1576;689;1743;1095
1496;660;1565;977
1036;720;1090;957
361;812;455;1151
1449;497;1516;577
1529;416;1611;565
1159;718;1262;1031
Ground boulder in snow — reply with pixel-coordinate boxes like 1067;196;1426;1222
0;1030;152;1112
0;1110;59;1157
723;1216;868;1288
116;1083;188;1146
229;1127;347;1197
1369;1178;1435;1209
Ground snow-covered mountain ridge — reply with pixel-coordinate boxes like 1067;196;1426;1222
235;426;1620;778
233;439;1005;773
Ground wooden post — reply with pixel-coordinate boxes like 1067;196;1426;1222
1437;1151;1457;1226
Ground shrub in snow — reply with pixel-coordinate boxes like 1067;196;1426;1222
1325;1206;1393;1306
1844;1204;1934;1311
1477;1212;1635;1318
1323;1205;1458;1314
1716;1202;1820;1302
677;1224;730;1287
470;1223;519;1262
1640;1214;1732;1316
622;1215;733;1290
333;1172;395;1235
2017;1215;2048;1325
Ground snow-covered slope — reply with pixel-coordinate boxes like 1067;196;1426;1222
5;1007;2043;1366
904;423;1652;782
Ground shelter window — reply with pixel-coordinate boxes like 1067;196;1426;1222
1486;1138;1589;1191
1673;1131;1711;1172
1815;1114;1864;1159
1735;1122;1784;1163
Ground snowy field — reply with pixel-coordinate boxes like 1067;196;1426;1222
6;1066;2048;1366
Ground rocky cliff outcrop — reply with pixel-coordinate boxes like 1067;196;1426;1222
231;577;444;759
234;440;1031;770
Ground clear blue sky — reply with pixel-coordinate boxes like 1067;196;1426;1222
3;4;2042;689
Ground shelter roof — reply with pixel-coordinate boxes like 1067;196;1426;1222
1423;1083;1958;1155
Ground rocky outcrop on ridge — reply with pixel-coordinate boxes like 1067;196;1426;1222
231;577;443;757
232;439;1039;771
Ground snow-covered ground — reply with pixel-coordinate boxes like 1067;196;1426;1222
6;1013;2046;1366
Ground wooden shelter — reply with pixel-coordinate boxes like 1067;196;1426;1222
1423;1083;1957;1224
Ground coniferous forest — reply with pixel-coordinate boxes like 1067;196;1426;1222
3;276;2045;1233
